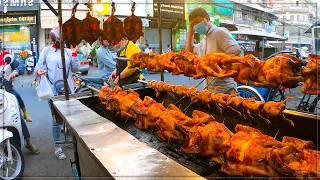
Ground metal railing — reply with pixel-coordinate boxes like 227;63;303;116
234;17;265;28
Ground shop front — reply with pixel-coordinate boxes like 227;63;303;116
0;1;40;61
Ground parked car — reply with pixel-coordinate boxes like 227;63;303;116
76;50;90;75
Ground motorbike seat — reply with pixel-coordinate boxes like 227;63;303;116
82;77;105;85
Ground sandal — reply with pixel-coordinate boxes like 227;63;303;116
25;116;32;122
25;144;40;155
55;147;66;160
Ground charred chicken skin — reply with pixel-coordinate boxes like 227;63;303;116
221;124;284;177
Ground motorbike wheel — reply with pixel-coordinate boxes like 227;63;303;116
237;87;263;101
0;140;25;180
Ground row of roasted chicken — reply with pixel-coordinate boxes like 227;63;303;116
129;51;320;94
98;86;320;178
147;80;294;126
63;2;143;47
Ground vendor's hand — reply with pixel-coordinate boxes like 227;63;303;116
70;45;77;54
109;71;117;81
189;22;195;34
113;77;119;85
8;71;18;80
37;69;47;76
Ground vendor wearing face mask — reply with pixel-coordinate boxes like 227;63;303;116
109;37;144;85
186;7;241;94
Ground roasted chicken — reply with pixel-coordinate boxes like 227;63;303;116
242;98;271;124
131;96;166;130
268;145;320;177
262;97;294;126
178;117;233;164
221;124;284;177
129;52;163;72
256;54;306;88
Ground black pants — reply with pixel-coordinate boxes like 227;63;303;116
21;116;30;140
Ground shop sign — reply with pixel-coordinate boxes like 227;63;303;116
0;0;40;12
283;31;289;38
153;0;185;20
0;15;36;26
0;26;20;33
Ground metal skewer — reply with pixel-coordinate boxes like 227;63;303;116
174;78;206;105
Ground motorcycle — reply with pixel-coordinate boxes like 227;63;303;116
0;55;25;179
73;74;107;93
25;55;35;75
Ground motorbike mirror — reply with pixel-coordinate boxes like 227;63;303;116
3;54;13;64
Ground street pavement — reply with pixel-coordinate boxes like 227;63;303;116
13;66;316;178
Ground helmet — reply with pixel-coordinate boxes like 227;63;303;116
49;26;60;42
3;54;13;64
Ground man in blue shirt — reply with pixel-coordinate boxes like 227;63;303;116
96;36;116;82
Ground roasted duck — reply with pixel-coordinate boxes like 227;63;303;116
221;124;284;177
82;12;103;45
123;2;144;43
103;2;124;46
62;15;83;47
301;54;320;94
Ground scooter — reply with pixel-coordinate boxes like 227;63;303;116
25;53;35;75
73;74;107;93
0;54;25;179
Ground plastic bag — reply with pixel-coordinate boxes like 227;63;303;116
37;75;54;101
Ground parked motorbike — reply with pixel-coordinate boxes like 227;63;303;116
0;55;25;179
25;55;35;75
73;74;107;93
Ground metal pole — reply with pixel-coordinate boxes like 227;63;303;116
58;0;70;100
157;0;164;82
282;16;285;50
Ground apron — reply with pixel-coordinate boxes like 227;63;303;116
117;44;141;85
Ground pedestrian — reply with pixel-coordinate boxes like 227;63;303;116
96;36;116;83
186;7;241;94
35;26;79;160
166;44;172;52
143;43;151;53
109;37;144;85
1;54;39;154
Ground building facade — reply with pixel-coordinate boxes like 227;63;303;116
0;0;40;59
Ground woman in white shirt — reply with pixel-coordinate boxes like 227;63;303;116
35;26;79;160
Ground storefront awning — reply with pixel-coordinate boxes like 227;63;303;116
232;30;286;41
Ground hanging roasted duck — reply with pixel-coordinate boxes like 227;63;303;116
82;11;103;45
103;2;124;46
62;4;83;47
123;2;144;43
301;54;320;95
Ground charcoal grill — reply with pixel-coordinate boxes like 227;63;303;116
51;85;319;179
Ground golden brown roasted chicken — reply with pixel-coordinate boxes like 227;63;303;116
262;97;294;126
198;53;239;78
129;52;163;72
268;145;320;177
242;98;271;124
131;96;166;130
221;124;284;177
256;54;306;88
157;52;179;71
301;54;320;94
178;115;233;164
156;104;194;141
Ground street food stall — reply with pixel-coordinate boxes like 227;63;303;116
46;0;319;179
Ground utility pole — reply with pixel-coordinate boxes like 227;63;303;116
298;27;301;48
282;16;285;50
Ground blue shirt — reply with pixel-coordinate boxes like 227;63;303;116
96;45;116;81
